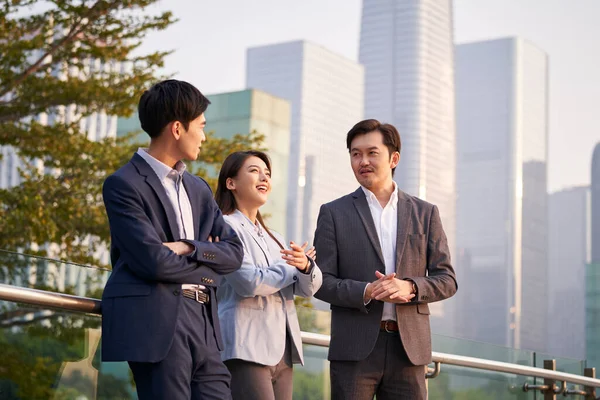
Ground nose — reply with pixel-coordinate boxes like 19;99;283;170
259;172;269;181
359;156;370;167
200;131;206;143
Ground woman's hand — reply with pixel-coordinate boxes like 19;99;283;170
281;241;314;271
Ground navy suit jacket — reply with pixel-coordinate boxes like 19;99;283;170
101;153;243;363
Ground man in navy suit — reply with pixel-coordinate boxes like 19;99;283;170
101;79;244;399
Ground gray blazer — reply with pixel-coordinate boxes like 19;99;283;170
314;188;457;366
217;210;323;366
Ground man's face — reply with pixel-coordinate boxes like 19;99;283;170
349;130;399;191
177;113;207;161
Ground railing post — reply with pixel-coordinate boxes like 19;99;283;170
543;359;557;400
584;367;596;399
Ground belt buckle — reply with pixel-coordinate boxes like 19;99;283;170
195;290;201;303
384;320;393;333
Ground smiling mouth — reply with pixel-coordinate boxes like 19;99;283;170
256;185;268;193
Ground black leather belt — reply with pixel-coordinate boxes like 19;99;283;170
183;288;209;304
380;320;399;332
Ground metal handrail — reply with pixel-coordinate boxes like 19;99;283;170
1;283;600;389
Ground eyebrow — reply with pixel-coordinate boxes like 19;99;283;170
247;164;270;172
350;146;380;152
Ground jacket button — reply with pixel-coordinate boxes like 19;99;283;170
173;290;180;296
293;276;298;281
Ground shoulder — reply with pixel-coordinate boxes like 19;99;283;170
183;171;212;192
320;190;359;212
399;190;436;212
103;162;137;192
223;213;244;232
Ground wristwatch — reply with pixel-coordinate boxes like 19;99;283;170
411;282;417;294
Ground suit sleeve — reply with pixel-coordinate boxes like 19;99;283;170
223;224;299;297
293;258;323;298
181;199;244;275
409;205;458;303
313;204;371;313
103;175;234;284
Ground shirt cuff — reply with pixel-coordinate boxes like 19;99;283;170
363;283;372;305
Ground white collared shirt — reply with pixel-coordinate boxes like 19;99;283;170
362;182;398;322
137;148;195;240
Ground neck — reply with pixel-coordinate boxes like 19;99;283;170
237;204;259;225
147;139;180;169
368;180;395;207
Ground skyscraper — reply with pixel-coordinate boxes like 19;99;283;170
586;143;600;367
359;0;457;326
246;40;364;243
547;187;589;360
359;0;456;249
455;38;549;351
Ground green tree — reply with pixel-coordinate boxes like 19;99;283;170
0;0;263;274
0;0;175;268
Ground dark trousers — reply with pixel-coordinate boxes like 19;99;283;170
224;334;293;400
330;330;427;400
128;297;231;400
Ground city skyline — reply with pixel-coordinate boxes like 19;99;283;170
138;0;600;194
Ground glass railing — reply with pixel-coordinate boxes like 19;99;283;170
0;249;109;297
1;250;599;399
0;300;134;399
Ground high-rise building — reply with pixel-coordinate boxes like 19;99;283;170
587;143;600;367
246;40;364;243
205;89;292;235
547;187;589;360
359;0;457;326
359;0;456;250
455;38;549;351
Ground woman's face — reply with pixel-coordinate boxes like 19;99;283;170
227;156;272;208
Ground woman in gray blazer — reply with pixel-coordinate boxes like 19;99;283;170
214;150;323;400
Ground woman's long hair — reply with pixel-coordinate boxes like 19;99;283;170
215;150;284;249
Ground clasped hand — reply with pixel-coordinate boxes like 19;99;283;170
365;271;415;303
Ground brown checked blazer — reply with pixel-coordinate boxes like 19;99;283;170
314;187;458;366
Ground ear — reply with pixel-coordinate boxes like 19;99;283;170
170;121;182;140
226;177;235;191
390;151;400;169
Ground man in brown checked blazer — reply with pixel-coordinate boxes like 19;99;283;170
314;119;457;400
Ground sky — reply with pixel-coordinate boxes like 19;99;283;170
139;0;600;192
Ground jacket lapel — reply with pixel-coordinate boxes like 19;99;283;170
233;211;271;264
395;190;412;273
131;153;181;241
352;188;385;266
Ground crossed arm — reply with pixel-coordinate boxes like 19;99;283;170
103;175;243;284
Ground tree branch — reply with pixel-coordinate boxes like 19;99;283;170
0;0;108;98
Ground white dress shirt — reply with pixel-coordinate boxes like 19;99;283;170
362;182;398;322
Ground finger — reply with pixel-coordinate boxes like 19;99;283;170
208;236;213;242
215;236;220;242
374;289;396;301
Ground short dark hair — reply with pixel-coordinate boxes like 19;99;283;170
138;79;211;138
346;119;401;174
215;151;284;249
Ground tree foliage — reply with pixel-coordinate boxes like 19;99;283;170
0;0;263;270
